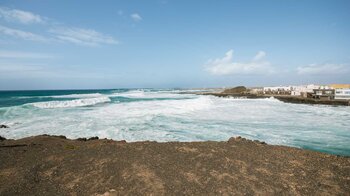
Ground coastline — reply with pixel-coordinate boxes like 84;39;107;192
194;92;350;106
1;135;349;195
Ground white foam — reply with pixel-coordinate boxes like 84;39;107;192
45;93;103;98
113;90;146;98
29;97;111;109
110;90;193;99
100;96;214;118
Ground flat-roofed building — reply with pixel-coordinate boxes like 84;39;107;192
334;89;350;100
329;84;350;100
291;84;320;97
263;86;292;95
312;89;335;100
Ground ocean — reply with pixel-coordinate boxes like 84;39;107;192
0;89;349;156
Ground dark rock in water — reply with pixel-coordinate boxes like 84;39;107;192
0;136;6;141
88;136;99;141
77;138;87;141
0;125;9;128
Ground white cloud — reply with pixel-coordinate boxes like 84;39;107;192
0;7;44;24
0;25;48;42
0;7;118;46
130;13;142;22
297;63;349;75
0;50;54;59
49;27;118;46
253;51;266;61
205;50;275;75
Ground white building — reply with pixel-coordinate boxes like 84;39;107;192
263;84;334;96
249;87;264;94
290;84;320;96
263;86;293;94
334;89;350;100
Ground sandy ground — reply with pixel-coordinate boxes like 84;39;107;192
0;135;349;195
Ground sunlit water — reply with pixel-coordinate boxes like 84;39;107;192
1;89;349;156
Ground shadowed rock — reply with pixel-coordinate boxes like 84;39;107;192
76;136;99;142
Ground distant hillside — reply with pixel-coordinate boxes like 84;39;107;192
222;86;247;94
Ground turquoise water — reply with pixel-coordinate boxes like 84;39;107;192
1;89;350;156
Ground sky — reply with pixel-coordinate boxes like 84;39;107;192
0;0;349;90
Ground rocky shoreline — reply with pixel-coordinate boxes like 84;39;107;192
273;95;350;106
0;135;349;195
195;92;350;106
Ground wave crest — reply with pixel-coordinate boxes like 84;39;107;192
30;97;111;109
110;90;192;99
47;93;103;98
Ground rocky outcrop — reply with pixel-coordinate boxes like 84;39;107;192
222;86;247;94
88;136;99;140
228;136;266;145
0;135;349;195
228;136;246;142
77;136;99;141
0;125;9;129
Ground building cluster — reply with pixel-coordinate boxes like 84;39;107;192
251;84;350;100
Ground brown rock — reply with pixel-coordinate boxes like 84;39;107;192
228;136;247;143
88;136;99;141
222;86;247;94
0;135;349;195
76;138;87;141
118;140;127;144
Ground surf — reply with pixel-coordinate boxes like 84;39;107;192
29;96;111;109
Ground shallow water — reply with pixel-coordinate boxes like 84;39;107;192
1;89;350;155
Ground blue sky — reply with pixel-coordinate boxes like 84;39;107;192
0;0;349;90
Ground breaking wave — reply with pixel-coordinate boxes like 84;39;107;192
45;93;103;99
110;90;193;99
30;97;111;109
